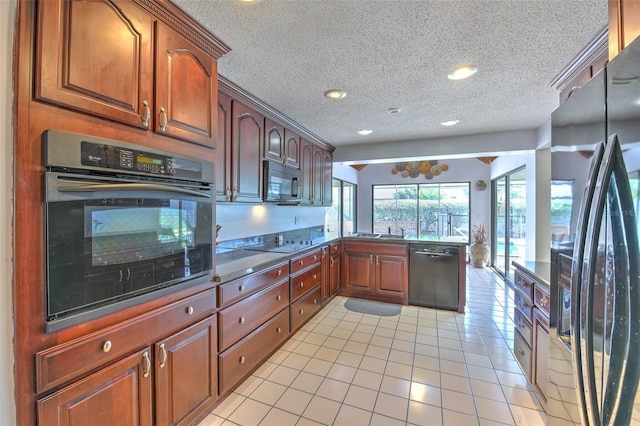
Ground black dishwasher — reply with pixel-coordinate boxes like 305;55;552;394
409;244;459;310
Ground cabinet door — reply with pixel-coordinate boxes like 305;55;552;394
38;348;153;426
322;149;333;206
36;0;154;129
283;129;301;168
216;92;232;201
330;253;341;296
343;252;374;293
312;145;324;205
231;101;264;202
533;310;549;407
299;138;314;204
155;23;217;147
609;0;640;59
321;246;330;303
264;118;284;163
155;315;217;426
375;255;408;299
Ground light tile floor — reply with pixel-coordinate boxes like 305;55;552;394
199;266;547;426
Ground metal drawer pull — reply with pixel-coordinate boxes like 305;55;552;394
313;274;317;279
239;356;245;364
517;349;526;356
299;260;304;266
277;327;282;333
142;351;151;378
102;340;112;353
313;298;318;304
300;282;304;287
239;317;245;324
539;298;549;307
159;343;167;368
239;284;245;292
277;295;282;301
299;309;304;315
159;107;167;132
186;306;194;315
518;323;526;328
277;269;282;276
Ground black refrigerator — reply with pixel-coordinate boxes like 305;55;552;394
549;37;640;425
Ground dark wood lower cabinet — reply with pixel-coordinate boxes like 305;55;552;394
37;347;154;426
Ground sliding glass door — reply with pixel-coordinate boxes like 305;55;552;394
492;168;526;278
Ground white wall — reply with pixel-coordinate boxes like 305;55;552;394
353;158;492;236
215;204;326;241
1;0;16;422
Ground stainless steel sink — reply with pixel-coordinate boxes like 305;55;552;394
352;233;407;240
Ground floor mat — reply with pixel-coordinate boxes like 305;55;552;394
344;298;401;316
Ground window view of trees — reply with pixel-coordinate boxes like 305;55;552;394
373;183;470;241
551;179;573;242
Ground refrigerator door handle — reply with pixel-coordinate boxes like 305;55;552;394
571;141;606;425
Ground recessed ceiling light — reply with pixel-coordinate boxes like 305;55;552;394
447;65;478;80
358;130;373;135
324;89;346;99
387;108;401;114
441;120;460;126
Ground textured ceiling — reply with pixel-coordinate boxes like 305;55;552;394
173;0;608;150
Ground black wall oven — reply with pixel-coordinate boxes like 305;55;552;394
44;130;214;332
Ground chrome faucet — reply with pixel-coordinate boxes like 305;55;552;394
388;226;391;234
401;228;405;237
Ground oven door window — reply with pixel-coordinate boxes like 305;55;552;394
46;197;212;321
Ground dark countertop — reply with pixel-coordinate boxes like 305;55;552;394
215;233;469;284
512;260;551;289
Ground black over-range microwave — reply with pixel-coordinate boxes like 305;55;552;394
263;160;301;204
43;130;214;332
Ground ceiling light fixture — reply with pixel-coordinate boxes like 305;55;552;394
447;65;478;80
441;120;460;126
358;130;373;135
324;89;346;99
235;0;263;4
387;108;401;114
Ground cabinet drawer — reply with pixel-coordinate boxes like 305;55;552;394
291;287;322;331
218;308;290;395
514;309;533;347
290;249;322;273
534;286;551;318
291;264;322;302
514;291;533;323
218;279;289;351
514;271;534;302
36;289;216;394
217;261;289;308
330;243;342;255
514;331;532;377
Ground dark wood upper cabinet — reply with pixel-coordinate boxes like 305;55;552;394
300;138;314;204
231;101;264;202
35;0;154;129
155;23;217;147
36;0;218;147
609;0;640;59
216;92;233;201
283;129;301;168
264;118;285;164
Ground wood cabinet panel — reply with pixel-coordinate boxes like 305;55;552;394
300;139;313;204
534;286;550;318
37;348;153;426
35;0;154;129
330;252;341;297
36;289;216;394
514;331;532;377
514;309;533;347
513;270;534;302
155;23;217;147
154;315;217;426
283;129;301;168
217;261;288;308
216;91;232;201
609;0;640;59
218;279;289;351
264;118;284;163
343;252;375;293
218;308;290;396
231;101;264;202
533;310;549;408
375;255;408;300
291;287;322;331
291;263;322;302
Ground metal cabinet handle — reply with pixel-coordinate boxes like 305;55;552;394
239;356;245;364
517;349;525;356
141;100;150;128
539;298;549;307
142;351;151;378
300;282;304;287
186;306;194;315
313;298;318;304
232;187;238;201
369;255;373;264
277;269;282;276
159;107;167;132
239;284;245;292
102;340;112;353
299;260;304;266
277;294;282;301
299;309;304;315
313;274;317;280
225;188;231;201
239;317;245;324
159;343;167;368
277;327;282;333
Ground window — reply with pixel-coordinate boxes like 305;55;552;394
492;167;526;278
326;178;357;236
372;183;470;241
